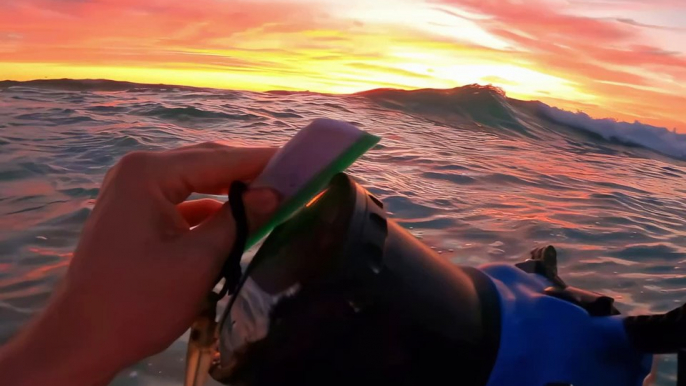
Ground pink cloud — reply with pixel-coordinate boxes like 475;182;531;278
437;0;685;72
437;0;685;127
447;0;637;42
0;0;324;48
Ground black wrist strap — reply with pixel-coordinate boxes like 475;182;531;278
216;180;249;298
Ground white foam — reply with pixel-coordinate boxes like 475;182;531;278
538;104;686;159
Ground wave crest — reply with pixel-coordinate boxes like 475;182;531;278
538;104;686;159
357;84;526;133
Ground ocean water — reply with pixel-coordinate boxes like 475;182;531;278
1;79;685;385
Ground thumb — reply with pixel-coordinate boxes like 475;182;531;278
181;187;281;259
243;187;281;233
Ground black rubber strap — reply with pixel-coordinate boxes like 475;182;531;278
624;302;686;353
217;180;249;298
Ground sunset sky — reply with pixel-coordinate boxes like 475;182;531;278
1;0;685;131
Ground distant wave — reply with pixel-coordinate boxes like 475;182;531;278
357;84;529;135
537;105;686;160
358;84;685;160
0;79;202;92
135;105;260;121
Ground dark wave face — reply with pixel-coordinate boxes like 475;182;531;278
0;79;685;385
358;84;686;159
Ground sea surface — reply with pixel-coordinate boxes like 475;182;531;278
1;79;685;385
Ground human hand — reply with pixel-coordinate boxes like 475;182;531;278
0;143;279;386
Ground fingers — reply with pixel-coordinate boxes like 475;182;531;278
177;199;224;227
180;202;235;259
243;188;281;233
179;188;281;259
159;145;277;203
110;144;277;204
108;143;281;260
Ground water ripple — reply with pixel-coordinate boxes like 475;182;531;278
0;82;684;384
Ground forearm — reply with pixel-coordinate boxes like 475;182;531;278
0;144;279;385
0;285;121;386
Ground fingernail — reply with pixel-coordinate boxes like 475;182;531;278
243;188;281;214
